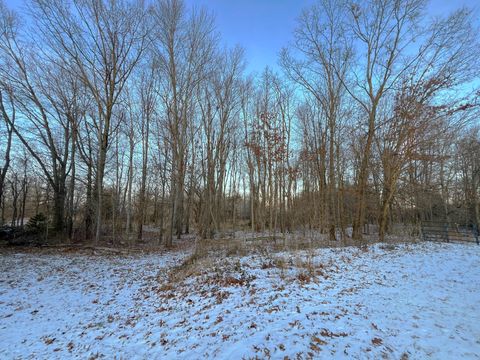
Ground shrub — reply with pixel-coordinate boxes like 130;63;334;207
26;213;47;234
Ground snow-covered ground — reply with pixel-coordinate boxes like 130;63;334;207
1;242;479;359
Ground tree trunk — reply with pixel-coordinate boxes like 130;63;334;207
353;109;376;239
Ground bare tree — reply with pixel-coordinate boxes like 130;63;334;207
136;65;158;242
30;0;150;243
0;87;15;219
152;0;216;246
0;7;77;234
281;0;351;240
197;46;244;239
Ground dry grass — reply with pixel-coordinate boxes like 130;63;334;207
159;232;419;290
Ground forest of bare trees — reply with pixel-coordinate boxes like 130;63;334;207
1;0;479;247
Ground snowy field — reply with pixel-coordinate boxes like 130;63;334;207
1;242;479;359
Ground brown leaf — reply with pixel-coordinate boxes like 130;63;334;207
44;337;55;345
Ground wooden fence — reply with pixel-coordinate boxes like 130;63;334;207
421;221;479;244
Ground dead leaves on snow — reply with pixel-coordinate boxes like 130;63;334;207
42;337;55;345
319;328;348;338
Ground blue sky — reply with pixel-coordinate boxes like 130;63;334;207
5;0;479;73
184;0;315;73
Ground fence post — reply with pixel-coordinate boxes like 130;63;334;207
444;223;449;243
474;225;479;245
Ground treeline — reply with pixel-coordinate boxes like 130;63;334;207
0;0;479;246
